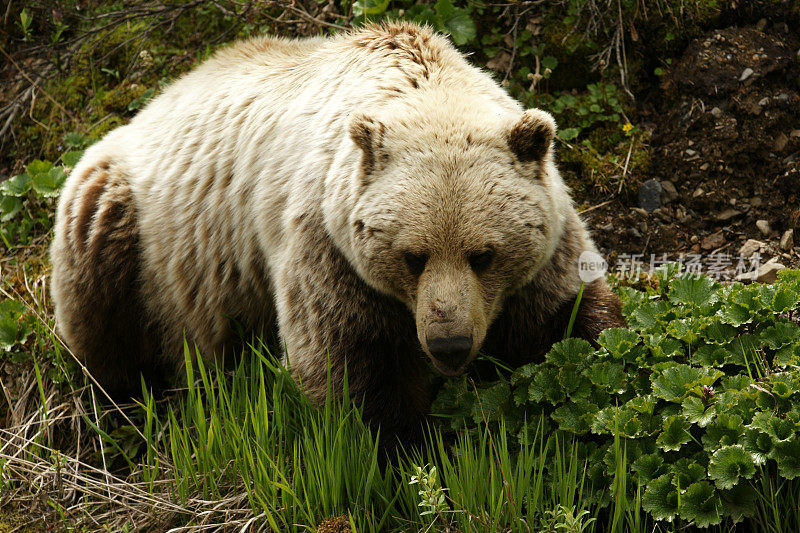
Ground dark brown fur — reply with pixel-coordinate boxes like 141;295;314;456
278;213;434;440
52;166;169;398
507;112;556;163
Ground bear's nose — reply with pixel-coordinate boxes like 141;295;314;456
426;335;473;373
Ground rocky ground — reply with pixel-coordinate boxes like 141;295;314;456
586;19;800;283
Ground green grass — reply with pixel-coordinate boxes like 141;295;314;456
138;343;614;531
2;282;800;531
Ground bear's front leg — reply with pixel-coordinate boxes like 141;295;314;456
483;278;625;367
274;231;433;442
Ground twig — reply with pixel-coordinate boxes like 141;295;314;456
617;138;635;194
579;199;613;214
0;46;69;116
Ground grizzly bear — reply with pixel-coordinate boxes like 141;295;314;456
50;22;623;438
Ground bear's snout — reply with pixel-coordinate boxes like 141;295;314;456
426;334;473;375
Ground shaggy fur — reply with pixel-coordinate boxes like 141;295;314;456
50;22;624;435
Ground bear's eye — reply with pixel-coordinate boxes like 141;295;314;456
403;252;428;277
469;250;494;273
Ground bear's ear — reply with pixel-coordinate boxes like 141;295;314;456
506;109;556;164
349;114;386;176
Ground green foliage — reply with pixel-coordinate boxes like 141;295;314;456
408;464;447;517
355;0;477;46
18;8;33;41
546;83;626;142
0;300;35;352
0;134;82;248
433;266;800;528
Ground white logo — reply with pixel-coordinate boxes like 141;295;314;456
578;250;608;283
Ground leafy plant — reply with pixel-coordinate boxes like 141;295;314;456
409;464;448;518
0;136;81;247
18;8;34;41
547;82;625;141
434;266;800;528
0;299;35;353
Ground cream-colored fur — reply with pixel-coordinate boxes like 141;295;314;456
51;22;616;433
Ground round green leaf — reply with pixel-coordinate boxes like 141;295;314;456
651;364;722;402
761;322;800;350
558;127;581;141
680;481;723;527
0;195;24;222
598;327;639;358
25;159;53;177
702;413;744;449
671;458;707;490
546;337;595;365
669;275;719;307
775;439;800;479
352;0;389;17
682;396;716;427
31;167;67;197
61;150;84;168
0;173;31;197
708;445;756;489
642;474;679;522
541;55;559;70
631;453;664;484
742;428;772;465
657;415;691;451
443;8;476;46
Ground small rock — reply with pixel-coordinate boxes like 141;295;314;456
737;260;786;284
690;235;699;244
631;207;650;217
750;197;763;207
774;133;789;152
756;219;772;236
736;260;785;283
627;227;642;239
756;18;768;31
791;129;800;138
710;107;722;118
781;229;794;251
601;223;614;232
660;180;679;203
739;67;754;81
739;239;764;258
716;209;742;221
701;232;726;251
758;97;770;106
746;101;763;115
685;148;697;157
638;179;662;212
693;188;705;198
700;163;710;171
777;93;789;102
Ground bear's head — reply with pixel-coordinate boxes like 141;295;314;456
339;108;569;376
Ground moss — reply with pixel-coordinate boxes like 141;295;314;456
100;83;148;113
89;115;126;140
73;22;153;81
559;127;651;202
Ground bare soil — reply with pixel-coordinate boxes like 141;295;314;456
586;19;800;276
